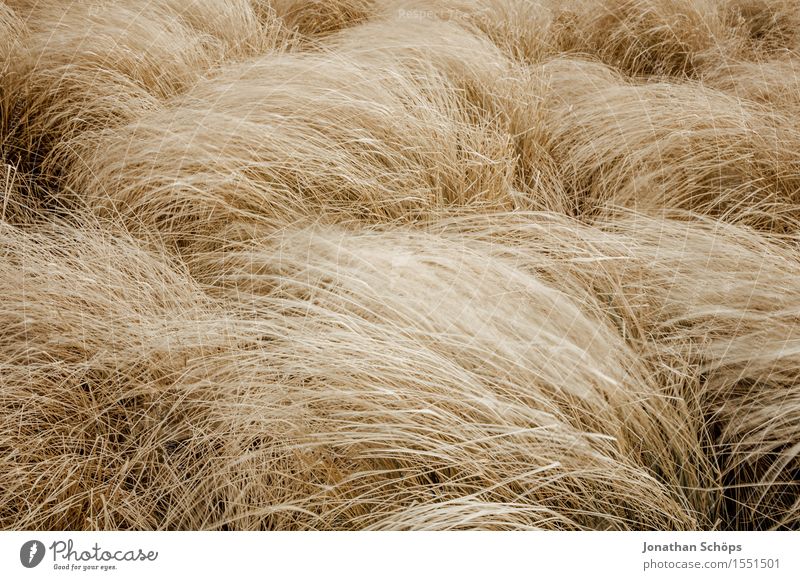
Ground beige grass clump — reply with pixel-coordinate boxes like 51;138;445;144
722;0;800;56
157;0;288;57
269;0;375;39
379;0;558;65
539;62;800;230
602;215;800;530
0;218;232;529
0;1;23;135
0;2;23;59
328;17;566;213
380;0;800;79
0;5;31;222
0;216;364;530
0;161;29;222
431;211;800;529
66;45;530;250
550;0;736;78
384;0;735;77
1;215;714;530
1;0;288;207
702;57;800;119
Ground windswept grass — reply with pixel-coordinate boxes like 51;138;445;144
0;0;798;530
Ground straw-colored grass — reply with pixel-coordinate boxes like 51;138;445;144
1;0;798;530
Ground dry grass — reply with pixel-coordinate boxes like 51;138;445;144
539;62;800;229
0;0;798;530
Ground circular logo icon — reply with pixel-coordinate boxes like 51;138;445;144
20;540;46;568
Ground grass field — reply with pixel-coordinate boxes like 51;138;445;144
1;0;799;530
